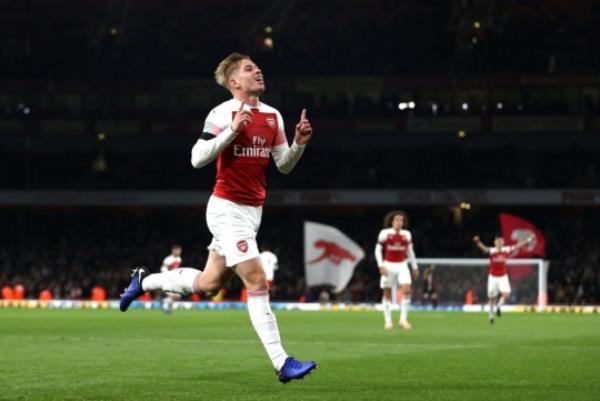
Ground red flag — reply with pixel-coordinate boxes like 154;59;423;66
499;213;545;258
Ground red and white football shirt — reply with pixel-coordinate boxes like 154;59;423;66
259;250;279;282
487;246;516;277
161;255;182;273
203;99;287;206
377;228;412;263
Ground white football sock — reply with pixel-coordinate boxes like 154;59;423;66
247;289;288;371
162;296;173;312
400;297;410;322
488;303;495;319
382;299;392;323
497;297;505;308
142;268;201;295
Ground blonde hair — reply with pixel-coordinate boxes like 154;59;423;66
214;52;250;89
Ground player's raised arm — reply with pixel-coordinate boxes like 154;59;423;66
513;235;535;251
473;235;490;253
271;109;312;174
231;100;253;133
191;101;251;169
294;109;313;145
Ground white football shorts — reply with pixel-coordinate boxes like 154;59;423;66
380;261;412;288
206;195;262;267
487;274;511;297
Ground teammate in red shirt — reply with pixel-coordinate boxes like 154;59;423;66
120;53;316;383
375;211;419;330
474;234;534;324
159;244;182;315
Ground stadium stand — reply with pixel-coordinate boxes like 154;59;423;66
1;0;599;304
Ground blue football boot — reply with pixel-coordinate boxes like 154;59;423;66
119;266;148;312
278;357;317;383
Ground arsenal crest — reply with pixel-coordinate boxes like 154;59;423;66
266;117;276;128
237;240;248;253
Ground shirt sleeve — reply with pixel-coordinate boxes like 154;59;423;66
375;243;384;267
377;229;388;244
375;230;386;266
160;256;170;273
191;107;237;168
506;245;519;256
271;111;306;174
202;108;228;136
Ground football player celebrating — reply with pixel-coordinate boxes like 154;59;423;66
473;234;534;324
120;53;316;383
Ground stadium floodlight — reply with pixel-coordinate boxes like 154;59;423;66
431;102;438;114
263;37;274;48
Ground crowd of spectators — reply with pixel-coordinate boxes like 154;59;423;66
3;137;599;190
2;82;598;122
1;0;599;80
1;206;598;305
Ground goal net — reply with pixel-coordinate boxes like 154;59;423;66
412;258;549;310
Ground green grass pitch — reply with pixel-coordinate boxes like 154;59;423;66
1;309;599;401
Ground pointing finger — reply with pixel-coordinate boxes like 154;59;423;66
239;100;245;112
300;108;306;121
299;121;311;130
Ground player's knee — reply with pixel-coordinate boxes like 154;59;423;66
245;274;268;291
193;276;221;294
238;265;268;290
235;258;268;288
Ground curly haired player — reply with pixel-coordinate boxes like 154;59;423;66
375;211;419;330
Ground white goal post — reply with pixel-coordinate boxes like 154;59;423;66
408;258;549;311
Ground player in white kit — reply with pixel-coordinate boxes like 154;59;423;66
259;246;279;288
160;244;182;314
473;234;534;324
240;246;278;301
120;53;317;383
375;211;419;330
